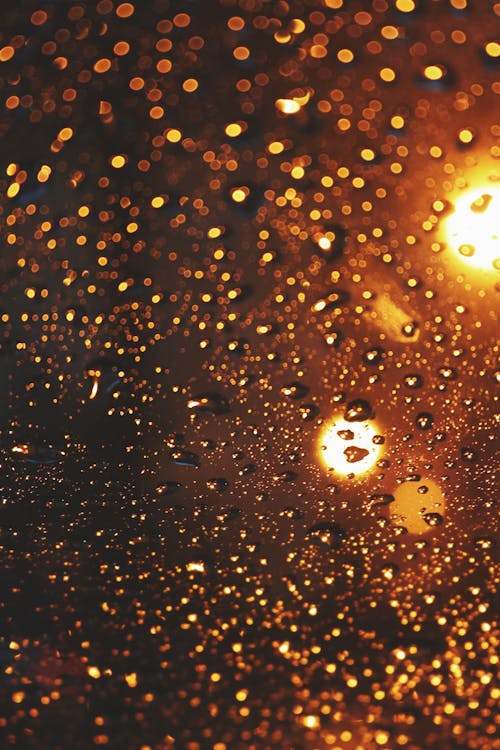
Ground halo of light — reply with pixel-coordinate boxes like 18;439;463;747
445;185;500;271
389;478;445;534
319;417;382;476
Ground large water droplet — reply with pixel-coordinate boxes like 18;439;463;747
344;399;375;422
169;449;200;467
187;392;231;415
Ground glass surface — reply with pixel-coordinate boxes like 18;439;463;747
0;1;498;749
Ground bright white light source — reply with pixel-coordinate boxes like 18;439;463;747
319;417;381;476
445;186;500;271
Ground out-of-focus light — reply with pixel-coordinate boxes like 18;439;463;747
445;185;500;271
390;478;445;534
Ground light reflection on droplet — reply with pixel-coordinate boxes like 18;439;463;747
319;417;382;476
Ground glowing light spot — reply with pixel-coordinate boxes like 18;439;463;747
458;127;475;144
275;91;311;114
380;67;396;82
89;376;99;400
231;187;249;203
0;46;15;62
319;417;382;476
166;128;182;143
484;41;500;58
275;98;301;114
225;122;243;137
424;64;445;81
110;154;126;168
396;0;416;11
268;140;284;154
445;185;500;270
337;48;354;63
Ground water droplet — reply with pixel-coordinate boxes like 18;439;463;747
312;289;350;312
326;483;340;495
239;463;256;476
155;481;182;495
299;403;319;421
403;374;423;389
437;366;457;380
169;449;200;467
11;443;66;465
415;412;434;430
344;445;369;463
461;447;477;462
324;330;344;348
187;392;231;415
369;493;395;508
206;477;229;492
401;320;419;337
381;563;399;580
470;193;492;213
226;337;249;355
422;512;444;527
362;347;385;365
273;470;297;483
306;522;345;548
458;243;476;257
337;429;355;440
281;382;309;399
281;507;304;520
344;399;375;422
217;507;240;523
474;537;495;551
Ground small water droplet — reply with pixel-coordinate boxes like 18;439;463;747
423;512;444;527
299;403;319;421
401;320;419;338
281;382;309;399
381;563;399;580
415;412;434;430
458;243;476;257
156;481;182;495
437;366;457;380
206;477;229;492
281;507;304;520
461;446;477;462
403;374;423;389
306;522;345;548
362;347;385;365
337;429;354;440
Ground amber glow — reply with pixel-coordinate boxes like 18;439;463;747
390;479;445;535
445;185;500;270
319;417;381;476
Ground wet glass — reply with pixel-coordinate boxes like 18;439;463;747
0;1;498;749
